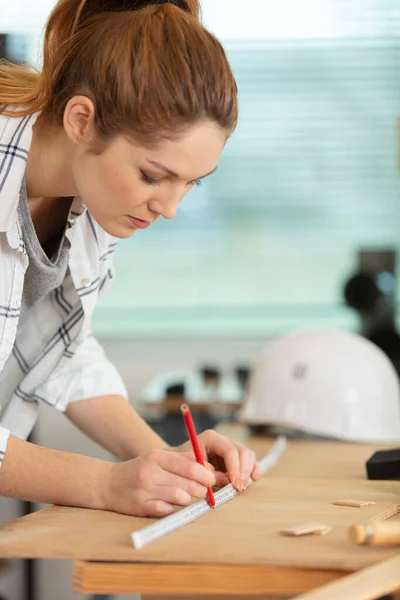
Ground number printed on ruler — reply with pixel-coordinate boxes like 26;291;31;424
215;484;236;505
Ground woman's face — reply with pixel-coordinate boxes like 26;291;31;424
71;118;226;238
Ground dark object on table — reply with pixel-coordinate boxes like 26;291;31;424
248;424;275;436
235;365;251;391
0;35;5;59
147;411;219;447
199;365;221;387
165;382;185;396
366;448;400;480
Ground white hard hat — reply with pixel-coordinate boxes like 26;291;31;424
240;328;400;443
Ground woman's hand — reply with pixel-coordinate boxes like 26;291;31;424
175;429;261;492
102;432;260;517
103;448;216;517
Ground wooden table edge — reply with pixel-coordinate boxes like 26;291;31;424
73;560;349;595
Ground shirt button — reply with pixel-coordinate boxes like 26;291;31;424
81;278;92;287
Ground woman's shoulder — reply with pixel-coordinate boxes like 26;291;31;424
0;109;39;144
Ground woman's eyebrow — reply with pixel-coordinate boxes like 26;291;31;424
147;159;218;179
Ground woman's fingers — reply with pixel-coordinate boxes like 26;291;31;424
157;450;216;488
159;433;260;500
157;472;208;499
197;431;242;488
251;459;262;482
196;431;260;491
144;500;175;517
238;447;258;489
151;485;192;507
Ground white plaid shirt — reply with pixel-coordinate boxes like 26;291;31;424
0;111;128;463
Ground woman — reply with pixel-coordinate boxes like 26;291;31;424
0;0;260;517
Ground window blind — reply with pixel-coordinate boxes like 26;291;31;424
97;3;400;336
2;1;399;337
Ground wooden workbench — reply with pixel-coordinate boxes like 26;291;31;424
0;423;399;599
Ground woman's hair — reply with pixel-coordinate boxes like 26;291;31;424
0;0;238;146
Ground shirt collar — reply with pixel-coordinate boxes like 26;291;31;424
0;111;39;232
0;110;87;232
67;198;87;228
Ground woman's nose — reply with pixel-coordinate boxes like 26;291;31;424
148;190;184;220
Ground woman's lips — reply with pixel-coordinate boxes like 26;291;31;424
128;216;151;229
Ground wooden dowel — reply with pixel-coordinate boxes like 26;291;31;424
350;522;400;546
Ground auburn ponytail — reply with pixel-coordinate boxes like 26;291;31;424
0;0;237;143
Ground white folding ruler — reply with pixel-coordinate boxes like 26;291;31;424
132;436;287;549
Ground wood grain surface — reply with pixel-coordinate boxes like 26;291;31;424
216;425;396;480
0;477;398;572
73;562;347;596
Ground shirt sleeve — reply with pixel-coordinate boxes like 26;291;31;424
40;335;128;412
0;425;10;469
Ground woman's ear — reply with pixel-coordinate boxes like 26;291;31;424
63;95;96;145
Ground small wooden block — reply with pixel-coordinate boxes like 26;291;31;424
279;523;332;537
333;499;376;508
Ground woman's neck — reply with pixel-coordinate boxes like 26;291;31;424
25;119;79;201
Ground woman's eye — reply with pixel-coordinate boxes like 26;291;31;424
140;170;202;188
140;171;161;186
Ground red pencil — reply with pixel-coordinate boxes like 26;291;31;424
180;403;216;508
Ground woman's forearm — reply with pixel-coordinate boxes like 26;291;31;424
0;435;111;508
65;395;169;460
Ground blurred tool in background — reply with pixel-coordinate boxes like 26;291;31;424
343;249;400;378
344;272;400;377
